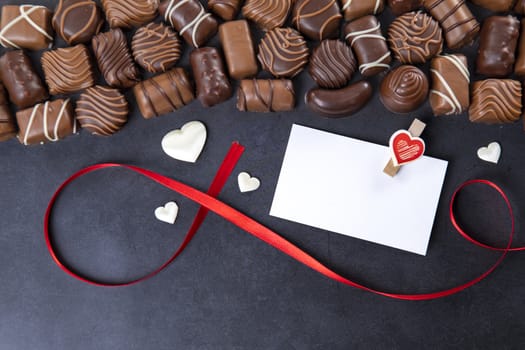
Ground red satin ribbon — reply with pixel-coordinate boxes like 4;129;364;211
45;145;520;300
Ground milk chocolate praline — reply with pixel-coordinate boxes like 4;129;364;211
380;65;429;114
53;0;104;45
132;23;182;73
388;11;443;64
292;0;342;41
0;50;48;108
258;27;309;78
309;40;356;89
477;16;520;78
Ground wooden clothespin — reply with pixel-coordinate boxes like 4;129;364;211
384;119;426;177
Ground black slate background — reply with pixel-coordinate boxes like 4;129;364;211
1;0;525;349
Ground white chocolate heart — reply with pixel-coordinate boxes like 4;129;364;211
238;172;260;193
161;121;207;163
154;201;179;225
477;142;501;164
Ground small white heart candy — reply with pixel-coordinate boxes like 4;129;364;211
154;202;179;225
238;172;261;193
477;142;501;164
161;121;207;163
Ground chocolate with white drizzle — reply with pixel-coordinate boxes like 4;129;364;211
341;0;384;22
16;99;76;146
344;15;391;76
159;0;218;48
0;5;53;50
429;54;470;116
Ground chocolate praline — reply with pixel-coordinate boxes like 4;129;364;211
76;85;128;136
258;27;309;78
52;0;104;45
292;0;342;41
380;65;429;114
388;11;442;64
131;22;182;73
309;40;356;89
476;15;520;78
388;0;422;15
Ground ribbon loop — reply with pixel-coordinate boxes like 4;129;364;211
45;151;519;299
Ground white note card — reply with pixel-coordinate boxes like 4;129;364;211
270;124;448;256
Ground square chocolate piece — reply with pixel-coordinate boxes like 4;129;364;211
0;5;53;50
16;99;76;145
42;44;96;95
101;0;158;29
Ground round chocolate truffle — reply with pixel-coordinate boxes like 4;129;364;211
388;11;443;64
309;40;356;89
132;23;182;73
380;65;429;114
76;86;128;136
292;0;342;41
52;0;104;45
258;27;309;78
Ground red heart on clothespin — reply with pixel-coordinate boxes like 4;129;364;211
389;130;425;166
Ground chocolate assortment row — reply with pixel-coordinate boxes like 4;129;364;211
2;0;525;147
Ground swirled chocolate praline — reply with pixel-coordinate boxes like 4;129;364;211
380;65;429;114
388;11;442;64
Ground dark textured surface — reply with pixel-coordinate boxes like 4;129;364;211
1;1;525;349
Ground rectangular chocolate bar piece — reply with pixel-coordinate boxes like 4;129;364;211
16;99;76;145
342;0;384;21
219;20;258;80
159;0;218;48
0;5;53;50
344;15;391;76
190;47;232;107
0;82;16;141
514;19;525;76
423;0;479;50
0;50;48;109
387;0;422;16
429;54;470;116
470;0;514;12
92;28;140;88
476;16;519;77
133;68;195;119
237;79;295;112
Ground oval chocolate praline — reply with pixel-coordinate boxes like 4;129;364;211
76;85;128;136
292;0;342;41
306;80;373;118
380;65;429;114
258;27;309;78
53;0;104;45
309;40;356;89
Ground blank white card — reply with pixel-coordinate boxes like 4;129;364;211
270;125;448;255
